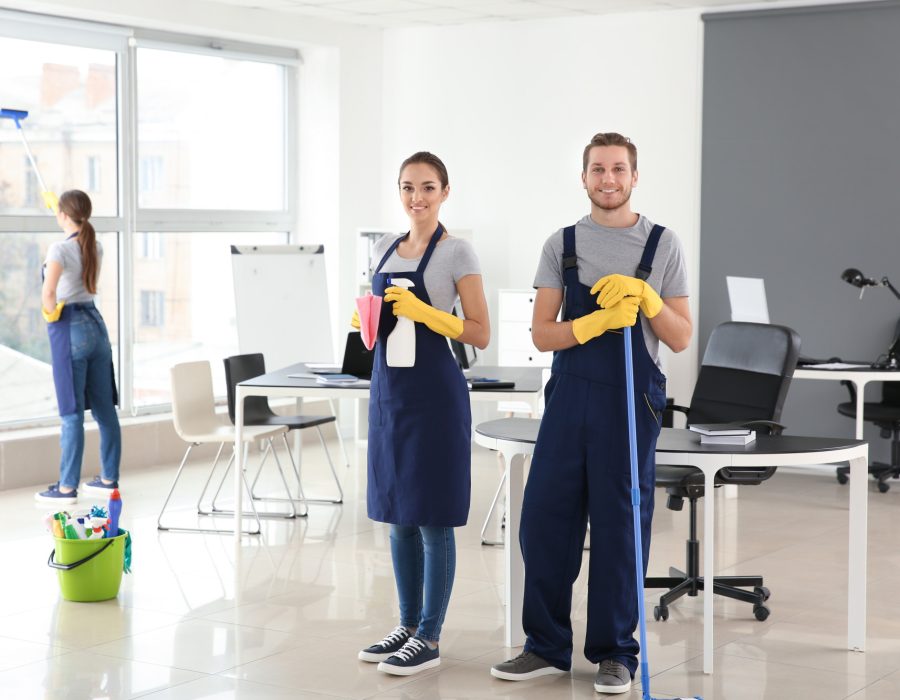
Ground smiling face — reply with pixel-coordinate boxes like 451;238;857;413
399;162;449;223
581;144;638;212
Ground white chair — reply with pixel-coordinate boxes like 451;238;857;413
158;360;295;535
481;367;551;545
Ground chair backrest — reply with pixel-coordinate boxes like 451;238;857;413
688;322;801;426
223;353;273;424
170;361;221;440
689;322;801;486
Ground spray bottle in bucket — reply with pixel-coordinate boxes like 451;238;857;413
386;278;416;367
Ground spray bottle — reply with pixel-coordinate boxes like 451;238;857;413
107;489;122;538
386;278;416;367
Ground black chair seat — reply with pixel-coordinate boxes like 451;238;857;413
245;414;336;430
655;465;703;489
837;401;900;426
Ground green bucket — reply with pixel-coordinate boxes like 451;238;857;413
48;534;126;602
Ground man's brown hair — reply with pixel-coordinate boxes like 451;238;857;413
582;132;637;173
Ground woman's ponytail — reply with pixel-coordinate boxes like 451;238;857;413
58;190;98;294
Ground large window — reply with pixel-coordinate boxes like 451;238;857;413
137;49;286;210
0;13;298;428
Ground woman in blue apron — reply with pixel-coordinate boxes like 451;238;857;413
356;152;489;676
35;190;120;505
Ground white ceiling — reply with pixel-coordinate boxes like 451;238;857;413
203;0;830;28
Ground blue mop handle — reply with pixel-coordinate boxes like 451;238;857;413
623;327;653;700
625;327;702;700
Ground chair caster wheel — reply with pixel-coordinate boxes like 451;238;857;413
878;481;890;493
654;605;668;622
836;472;848;485
753;603;770;621
754;586;771;602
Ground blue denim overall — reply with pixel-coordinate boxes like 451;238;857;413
520;224;667;676
367;226;472;528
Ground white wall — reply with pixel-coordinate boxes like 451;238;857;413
380;9;704;403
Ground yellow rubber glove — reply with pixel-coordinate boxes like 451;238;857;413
42;191;59;215
351;309;361;329
42;301;65;323
384;286;464;339
591;273;664;319
571;296;640;345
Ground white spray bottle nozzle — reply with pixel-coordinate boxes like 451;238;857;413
390;277;414;289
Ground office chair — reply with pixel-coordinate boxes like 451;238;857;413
218;353;343;509
646;322;800;623
835;319;900;492
159;361;293;535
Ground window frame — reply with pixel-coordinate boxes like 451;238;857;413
0;10;300;428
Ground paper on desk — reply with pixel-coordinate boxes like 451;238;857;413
355;293;382;351
802;362;870;370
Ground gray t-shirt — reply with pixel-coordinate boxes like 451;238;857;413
45;238;104;304
533;214;689;365
371;234;481;313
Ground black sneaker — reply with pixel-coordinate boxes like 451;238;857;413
81;476;119;496
594;659;631;694
358;626;411;662
377;637;440;676
34;483;77;505
491;650;567;681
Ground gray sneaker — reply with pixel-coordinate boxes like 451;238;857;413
491;650;567;681
594;659;632;694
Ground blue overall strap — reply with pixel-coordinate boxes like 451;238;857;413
416;224;444;273
373;234;407;274
561;225;579;288
634;224;664;281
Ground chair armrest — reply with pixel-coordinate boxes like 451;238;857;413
840;380;856;403
739;419;786;436
667;404;689;415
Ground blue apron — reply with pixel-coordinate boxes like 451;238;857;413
367;225;472;528
520;224;667;675
43;235;118;416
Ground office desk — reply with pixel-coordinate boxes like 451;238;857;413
794;366;900;439
232;365;546;542
473;419;868;675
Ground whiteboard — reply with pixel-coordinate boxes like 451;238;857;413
231;245;335;369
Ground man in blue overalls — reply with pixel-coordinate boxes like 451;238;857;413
492;132;692;694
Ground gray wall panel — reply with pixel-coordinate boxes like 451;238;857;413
701;3;900;460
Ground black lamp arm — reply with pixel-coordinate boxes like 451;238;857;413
881;276;900;301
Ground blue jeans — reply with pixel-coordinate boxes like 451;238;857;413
59;307;121;489
390;525;456;643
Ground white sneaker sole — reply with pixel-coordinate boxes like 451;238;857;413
80;483;117;497
377;657;440;676
491;665;567;681
34;494;77;505
358;650;394;662
594;679;632;694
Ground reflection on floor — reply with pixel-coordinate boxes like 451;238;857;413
2;436;899;699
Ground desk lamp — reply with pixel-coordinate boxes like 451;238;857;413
842;268;900;369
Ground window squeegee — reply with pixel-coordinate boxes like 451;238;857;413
0;108;58;213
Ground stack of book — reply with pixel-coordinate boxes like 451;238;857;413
315;374;361;385
689;422;756;445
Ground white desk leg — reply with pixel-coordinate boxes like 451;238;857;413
702;465;718;675
234;387;245;543
847;449;868;652
504;448;527;648
854;380;867;440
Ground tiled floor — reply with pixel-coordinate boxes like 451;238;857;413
4;436;900;699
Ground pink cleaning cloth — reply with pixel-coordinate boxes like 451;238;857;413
356;293;382;351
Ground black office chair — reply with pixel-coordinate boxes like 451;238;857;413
834;320;900;491
646;322;800;623
220;353;343;509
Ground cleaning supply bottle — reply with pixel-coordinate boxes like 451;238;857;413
386;278;416;368
107;489;122;538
